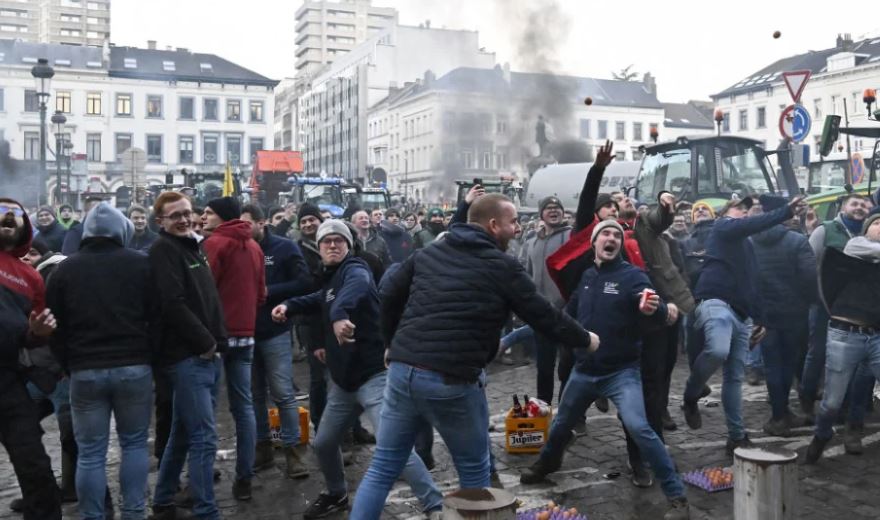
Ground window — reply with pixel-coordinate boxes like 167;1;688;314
178;136;194;163
249;101;263;122
615;121;625;140
204;99;218;121
23;132;39;160
496;117;508;135
226;135;242;165
86;92;101;115
123;58;136;69
0;88;4;111
24;89;38;112
86;31;100;39
86;133;101;162
757;107;766;128
615;151;626;161
115;133;132;159
146;95;162;118
200;63;213;73
249;137;263;159
116;93;131;116
633;122;643;141
482;150;492;169
579;119;591;139
162;61;175;72
598;120;608;139
179;97;194;119
87;16;99;24
461;149;473;169
60;29;81;36
55;91;71;113
60;14;80;22
146;135;162;163
203;134;219;164
814;99;822;119
738;110;748;131
722;112;730;132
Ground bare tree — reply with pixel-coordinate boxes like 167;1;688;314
612;64;639;81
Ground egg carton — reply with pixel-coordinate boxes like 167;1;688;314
517;503;588;520
681;467;734;493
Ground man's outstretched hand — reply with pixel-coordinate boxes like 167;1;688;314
594;140;615;169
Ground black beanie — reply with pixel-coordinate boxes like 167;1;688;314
595;193;620;214
298;202;323;223
206;197;241;222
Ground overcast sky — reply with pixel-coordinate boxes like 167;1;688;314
112;0;880;102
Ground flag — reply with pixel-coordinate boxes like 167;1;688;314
223;155;234;197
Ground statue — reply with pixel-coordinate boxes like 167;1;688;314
535;115;549;157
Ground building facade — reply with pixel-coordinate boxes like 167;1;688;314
0;0;110;47
0;39;276;201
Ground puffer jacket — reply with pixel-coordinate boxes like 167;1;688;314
633;202;695;313
525;225;571;308
752;225;817;328
382;223;592;382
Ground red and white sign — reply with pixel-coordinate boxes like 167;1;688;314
782;70;812;103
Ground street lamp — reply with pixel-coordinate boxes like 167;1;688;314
714;109;725;137
31;58;55;204
51;110;66;205
404;156;409;208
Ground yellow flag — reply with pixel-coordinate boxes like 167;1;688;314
223;157;234;197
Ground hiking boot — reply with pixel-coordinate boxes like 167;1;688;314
232;479;252;501
681;401;701;430
595;397;610;413
303;493;348;519
762;417;792;438
805;435;830;464
285;445;310;479
254;440;276;472
149;505;177;520
662;409;678;431
786;410;812;428
631;464;654;488
725;434;754;456
663;497;690;520
519;455;562;485
844;424;864;455
173;487;193;509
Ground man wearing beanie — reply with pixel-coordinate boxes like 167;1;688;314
413;208;446;249
35;205;67;253
521;218;690;520
271;220;443;519
682;194;807;455
202;196;267;501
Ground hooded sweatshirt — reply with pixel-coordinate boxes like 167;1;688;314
46;202;155;372
0;198;46;373
378;220;413;263
203;219;267;337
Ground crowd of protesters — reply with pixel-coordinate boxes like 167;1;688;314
3;140;880;520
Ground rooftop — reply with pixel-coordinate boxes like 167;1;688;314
662;101;715;129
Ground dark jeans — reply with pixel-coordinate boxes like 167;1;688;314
0;370;62;520
535;332;576;405
762;325;808;420
800;305;828;402
153;367;173;463
298;324;327;430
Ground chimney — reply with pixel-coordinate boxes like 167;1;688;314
176;47;189;53
425;19;431;29
165;45;173;51
837;33;854;50
424;69;435;85
643;72;657;97
147;40;156;50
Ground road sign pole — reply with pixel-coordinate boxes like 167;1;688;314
843;98;853;186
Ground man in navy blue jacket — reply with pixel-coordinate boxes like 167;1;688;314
520;219;689;520
240;205;312;480
682;194;806;454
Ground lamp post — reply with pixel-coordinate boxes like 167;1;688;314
404;156;409;208
31;58;55;205
714;108;725;137
51;110;66;205
64;141;74;206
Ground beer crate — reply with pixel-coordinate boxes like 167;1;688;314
505;407;552;454
268;406;311;446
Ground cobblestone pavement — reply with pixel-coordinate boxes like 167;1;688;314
2;350;879;519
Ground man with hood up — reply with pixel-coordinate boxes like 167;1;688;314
35;205;68;253
56;204;78;230
0;197;62;520
46;202;155;520
202;196;267;501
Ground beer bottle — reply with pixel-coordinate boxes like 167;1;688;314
513;395;524;418
523;394;531;417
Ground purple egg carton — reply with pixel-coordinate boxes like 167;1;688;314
517;505;588;520
681;468;734;493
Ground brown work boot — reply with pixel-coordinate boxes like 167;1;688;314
844;424;864;455
285;445;310;479
254;440;275;472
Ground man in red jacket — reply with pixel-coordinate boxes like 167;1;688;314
0;198;62;520
203;197;267;501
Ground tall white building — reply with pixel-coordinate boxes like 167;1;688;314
0;39;277;202
0;0;110;47
712;34;880;162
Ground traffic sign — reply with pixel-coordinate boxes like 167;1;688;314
783;70;811;103
852;153;865;184
779;104;812;143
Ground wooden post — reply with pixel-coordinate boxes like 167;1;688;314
734;447;798;520
442;488;517;520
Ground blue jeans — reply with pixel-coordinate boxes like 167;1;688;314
351;363;490;519
154;356;221;520
815;326;880;439
684;299;752;441
501;325;535;355
70;365;152;520
314;372;441;512
224;346;256;481
747;343;764;372
847;365;876;426
761;326;808;420
253;334;301;447
543;368;684;499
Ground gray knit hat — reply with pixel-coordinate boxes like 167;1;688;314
316;219;353;248
590;219;624;244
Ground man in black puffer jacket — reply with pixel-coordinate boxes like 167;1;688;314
752;216;817;437
350;194;599;518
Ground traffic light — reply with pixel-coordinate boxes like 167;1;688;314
818;115;841;157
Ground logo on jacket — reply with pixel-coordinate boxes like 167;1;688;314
265;255;275;267
603;282;620;295
326;289;335;303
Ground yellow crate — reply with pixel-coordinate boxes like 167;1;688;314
505;407;552;454
269;406;311;445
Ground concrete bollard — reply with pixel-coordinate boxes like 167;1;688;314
733;447;798;520
442;488;517;520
